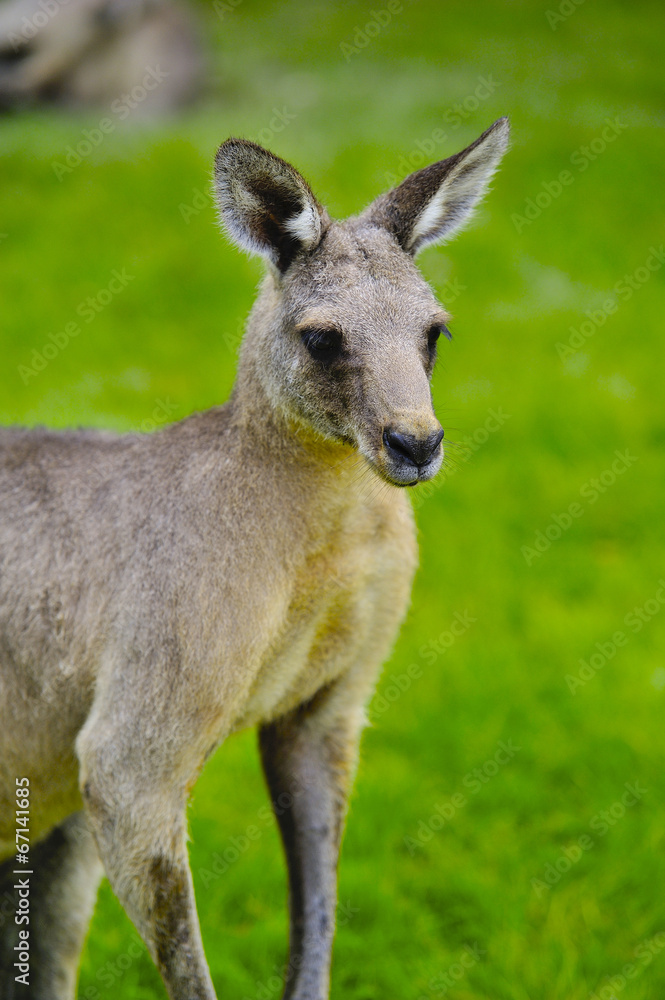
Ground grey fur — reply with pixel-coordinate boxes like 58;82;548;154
0;119;509;999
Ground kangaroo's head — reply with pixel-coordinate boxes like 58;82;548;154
214;118;509;487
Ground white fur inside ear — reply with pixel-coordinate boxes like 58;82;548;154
283;203;321;249
214;139;326;268
408;121;509;253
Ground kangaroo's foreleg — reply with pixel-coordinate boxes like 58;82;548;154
79;760;216;999
0;811;103;1000
259;674;370;1000
77;681;219;1000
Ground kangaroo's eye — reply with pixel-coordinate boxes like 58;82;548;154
301;327;343;363
427;323;451;357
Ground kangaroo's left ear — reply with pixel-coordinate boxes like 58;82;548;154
214;138;327;272
363;117;510;255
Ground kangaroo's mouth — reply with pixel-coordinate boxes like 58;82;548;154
369;447;444;488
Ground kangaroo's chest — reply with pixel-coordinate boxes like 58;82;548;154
232;496;417;729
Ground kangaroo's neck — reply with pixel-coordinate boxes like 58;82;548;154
227;374;358;522
227;281;358;488
231;358;357;484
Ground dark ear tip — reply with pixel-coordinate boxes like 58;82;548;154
489;116;511;140
214;137;267;171
214;138;240;170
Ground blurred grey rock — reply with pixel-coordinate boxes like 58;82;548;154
0;0;205;115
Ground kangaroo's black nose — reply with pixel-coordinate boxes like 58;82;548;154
383;427;444;467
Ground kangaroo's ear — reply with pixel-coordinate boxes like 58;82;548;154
214;139;326;272
364;117;510;255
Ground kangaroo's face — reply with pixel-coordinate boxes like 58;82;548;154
263;224;447;486
214;120;509;487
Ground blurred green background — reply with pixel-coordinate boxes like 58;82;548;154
2;0;665;997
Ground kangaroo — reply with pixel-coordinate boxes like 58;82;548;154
0;118;509;1000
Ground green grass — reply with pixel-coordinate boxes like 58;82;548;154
2;0;665;997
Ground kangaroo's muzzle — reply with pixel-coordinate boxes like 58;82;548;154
380;424;444;486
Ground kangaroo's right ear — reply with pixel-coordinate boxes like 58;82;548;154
363;117;510;255
214;139;326;273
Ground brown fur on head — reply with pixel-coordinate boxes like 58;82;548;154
214;119;509;487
